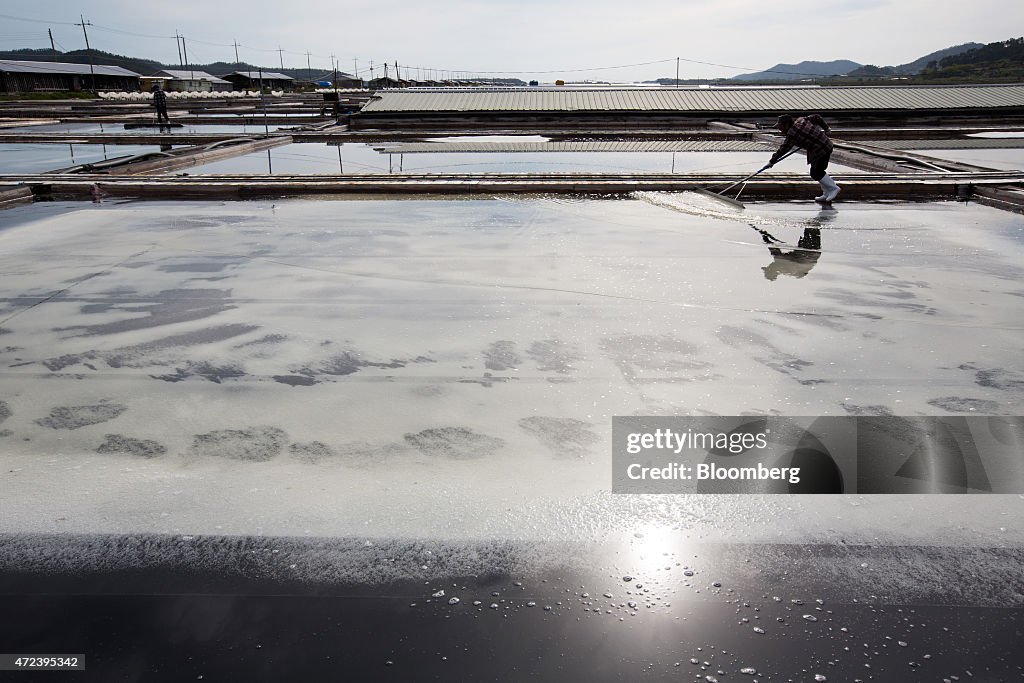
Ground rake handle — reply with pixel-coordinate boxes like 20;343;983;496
719;148;798;194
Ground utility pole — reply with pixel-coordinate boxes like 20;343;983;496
395;61;400;83
75;15;96;92
305;51;312;78
370;60;374;80
181;36;193;80
277;47;285;72
175;32;183;69
48;29;57;61
233;40;240;66
676;57;680;88
259;67;269;135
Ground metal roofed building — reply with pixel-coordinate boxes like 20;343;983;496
328;72;363;89
152;69;232;92
221;71;296;91
356;85;1024;125
368;76;403;90
0;59;141;93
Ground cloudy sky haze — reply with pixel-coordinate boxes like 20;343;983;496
3;0;1021;80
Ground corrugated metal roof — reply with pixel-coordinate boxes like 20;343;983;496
155;70;231;84
0;59;140;78
225;71;295;81
857;138;1024;150
372;140;770;153
361;85;1024;114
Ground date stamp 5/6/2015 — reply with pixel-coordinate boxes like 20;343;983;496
0;654;85;671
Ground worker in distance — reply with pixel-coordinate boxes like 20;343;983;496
151;83;170;130
768;114;840;204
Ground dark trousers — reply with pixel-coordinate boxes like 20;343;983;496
155;106;169;124
809;153;831;181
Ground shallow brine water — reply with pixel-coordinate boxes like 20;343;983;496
0;196;1020;548
1;143;165;173
184;141;869;176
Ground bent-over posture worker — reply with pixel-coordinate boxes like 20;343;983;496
769;114;839;203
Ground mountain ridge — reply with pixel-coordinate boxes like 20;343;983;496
732;42;985;81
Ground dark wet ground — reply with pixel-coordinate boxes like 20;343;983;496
2;535;1022;682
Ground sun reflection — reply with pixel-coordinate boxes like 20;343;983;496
629;522;692;573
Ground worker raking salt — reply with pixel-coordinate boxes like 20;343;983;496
769;114;840;204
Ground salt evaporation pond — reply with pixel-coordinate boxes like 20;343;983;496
0;196;1021;680
1;143;164;173
918;147;1024;172
184;141;868;175
1;196;1021;541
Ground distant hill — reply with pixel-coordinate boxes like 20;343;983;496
732;60;861;81
893;42;983;74
938;37;1024;67
847;42;983;77
726;41;1013;83
919;37;1024;81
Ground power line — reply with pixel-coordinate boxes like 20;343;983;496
4;11;667;78
0;12;76;26
2;10;854;81
1;12;671;77
89;24;175;40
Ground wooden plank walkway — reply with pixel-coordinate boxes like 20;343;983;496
3;170;1020;203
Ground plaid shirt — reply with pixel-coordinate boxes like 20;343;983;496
152;89;167;109
771;114;832;165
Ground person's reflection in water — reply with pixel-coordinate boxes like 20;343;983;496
90;183;107;204
754;213;829;281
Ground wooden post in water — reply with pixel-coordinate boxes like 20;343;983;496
259;68;269;136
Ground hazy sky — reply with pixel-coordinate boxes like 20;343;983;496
4;1;1022;80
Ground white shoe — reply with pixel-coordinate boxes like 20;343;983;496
821;174;841;202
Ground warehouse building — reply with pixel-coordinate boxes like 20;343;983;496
221;71;295;91
329;72;365;89
151;69;232;92
353;84;1024;128
0;59;141;93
